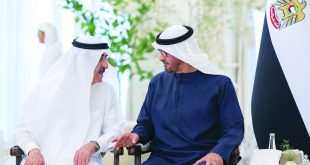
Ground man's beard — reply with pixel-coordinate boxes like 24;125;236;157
163;61;178;73
164;66;173;72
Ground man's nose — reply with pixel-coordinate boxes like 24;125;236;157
159;54;165;61
103;61;109;69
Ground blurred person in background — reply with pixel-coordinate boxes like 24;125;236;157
37;23;62;78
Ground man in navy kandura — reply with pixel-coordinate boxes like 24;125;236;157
113;25;244;165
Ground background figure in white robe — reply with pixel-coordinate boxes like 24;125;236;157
37;23;62;78
14;36;125;165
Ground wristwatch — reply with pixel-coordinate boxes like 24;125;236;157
90;140;100;151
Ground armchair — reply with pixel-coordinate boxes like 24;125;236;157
10;146;124;165
127;143;241;165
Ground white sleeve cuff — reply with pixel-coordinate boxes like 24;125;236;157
24;142;40;155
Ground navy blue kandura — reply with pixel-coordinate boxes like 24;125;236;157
132;70;244;165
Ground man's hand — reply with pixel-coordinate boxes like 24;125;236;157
193;153;223;165
74;142;97;165
25;148;45;165
111;133;139;151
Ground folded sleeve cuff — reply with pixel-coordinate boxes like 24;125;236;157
210;144;233;164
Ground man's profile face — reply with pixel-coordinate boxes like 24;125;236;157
158;50;182;73
93;53;108;84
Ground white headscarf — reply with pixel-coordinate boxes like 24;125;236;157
22;36;118;164
152;25;227;76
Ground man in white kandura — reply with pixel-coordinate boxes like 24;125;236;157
15;36;125;165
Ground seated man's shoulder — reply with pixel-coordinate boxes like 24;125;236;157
207;74;230;81
206;74;233;86
216;75;231;81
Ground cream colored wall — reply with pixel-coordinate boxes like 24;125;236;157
1;149;10;164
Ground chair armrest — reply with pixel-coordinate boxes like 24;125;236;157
10;146;123;157
10;146;123;165
10;146;24;157
229;147;241;165
127;142;151;156
100;147;123;157
111;147;123;165
113;147;124;156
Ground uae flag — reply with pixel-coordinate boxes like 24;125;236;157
252;0;310;154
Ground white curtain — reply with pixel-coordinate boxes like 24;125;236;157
0;0;75;163
237;8;265;164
